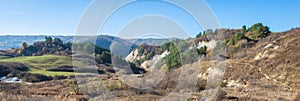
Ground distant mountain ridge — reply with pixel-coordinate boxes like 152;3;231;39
0;35;172;50
0;36;73;50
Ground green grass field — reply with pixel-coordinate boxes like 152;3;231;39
0;55;72;68
28;68;74;76
0;55;74;76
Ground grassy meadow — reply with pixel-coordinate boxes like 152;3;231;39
0;55;74;76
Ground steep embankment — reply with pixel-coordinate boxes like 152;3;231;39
123;26;300;100
252;28;300;90
218;28;300;100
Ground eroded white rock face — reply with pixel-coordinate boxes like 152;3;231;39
197;40;217;49
141;50;170;71
125;49;145;62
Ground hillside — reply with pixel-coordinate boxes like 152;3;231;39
120;24;300;100
217;28;300;100
1;24;300;100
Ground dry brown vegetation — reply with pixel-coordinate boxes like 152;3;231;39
1;28;300;101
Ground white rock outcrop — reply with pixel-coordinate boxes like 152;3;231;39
141;50;170;71
125;49;145;62
197;40;217;49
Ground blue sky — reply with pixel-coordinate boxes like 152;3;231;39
0;0;299;38
207;0;300;32
0;0;91;35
